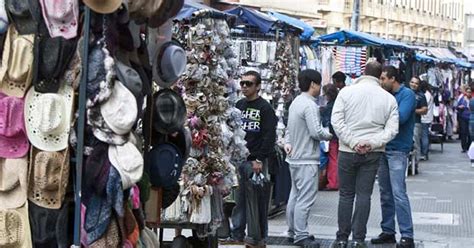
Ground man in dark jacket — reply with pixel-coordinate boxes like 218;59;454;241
228;70;277;247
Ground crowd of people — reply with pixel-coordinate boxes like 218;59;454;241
219;61;472;248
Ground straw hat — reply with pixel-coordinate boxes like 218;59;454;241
28;147;70;209
0;93;29;159
0;25;35;97
24;82;74;152
83;0;122;14
0;203;33;248
0;156;28;210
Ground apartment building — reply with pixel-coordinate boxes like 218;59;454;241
215;0;464;47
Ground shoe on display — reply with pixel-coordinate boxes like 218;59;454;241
370;233;396;244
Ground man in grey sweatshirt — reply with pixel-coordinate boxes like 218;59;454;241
284;69;332;247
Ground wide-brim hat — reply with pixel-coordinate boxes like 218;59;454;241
24;82;74;152
0;202;33;247
84;167;124;245
39;0;79;39
5;0;40;35
153;89;187;134
108;141;143;190
0;92;29;159
153;41;187;88
100;80;138;136
167;127;191;162
0;156;28;210
83;0;122;14
28;200;72;247
33;20;78;93
27;147;70;209
0;25;35;98
0;0;9;34
147;142;183;189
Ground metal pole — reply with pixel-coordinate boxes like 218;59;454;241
72;6;91;247
351;0;361;31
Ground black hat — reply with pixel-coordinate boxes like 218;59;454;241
153;89;186;134
6;0;41;35
147;143;183;189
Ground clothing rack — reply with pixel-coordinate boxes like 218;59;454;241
72;6;91;247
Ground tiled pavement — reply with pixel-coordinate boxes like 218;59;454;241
162;141;474;247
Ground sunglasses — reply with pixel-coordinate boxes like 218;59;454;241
240;80;255;87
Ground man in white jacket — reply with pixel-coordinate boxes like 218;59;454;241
330;62;399;248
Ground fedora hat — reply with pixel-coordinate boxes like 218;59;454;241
83;0;122;14
5;0;40;35
147;142;183;189
0;0;8;34
0;156;28;210
153;41;187;88
0;203;33;247
24;82;74;152
0;25;35;98
108;141;143;190
153;89;187;134
39;0;79;39
28;147;70;209
0;93;29;159
100;80;138;136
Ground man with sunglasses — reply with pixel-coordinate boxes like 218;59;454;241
228;70;277;247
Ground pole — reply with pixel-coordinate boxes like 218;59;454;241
351;0;360;31
72;6;91;247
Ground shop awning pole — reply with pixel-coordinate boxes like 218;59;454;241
72;6;91;247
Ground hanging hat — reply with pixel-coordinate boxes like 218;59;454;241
0;25;35;98
147;143;183;189
24;82;74;152
115;59;143;99
83;0;122;14
39;0;79;39
88;215;121;248
0;0;8;34
5;0;40;35
148;0;184;28
27;147;70;209
86;42;115;108
87;105;128;146
129;0;163;21
167;127;192;162
108;141;143;190
28;200;72;247
153;89;187;134
153;41;186;88
0;202;33;247
0;156;28;209
85;166;124;245
83;142;111;200
100;80;138;136
33;21;78;93
0;93;29;159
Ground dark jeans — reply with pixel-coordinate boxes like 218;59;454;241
231;161;269;244
459;119;471;151
420;123;430;157
336;151;382;242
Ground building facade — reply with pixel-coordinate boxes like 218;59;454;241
216;0;464;47
465;13;474;61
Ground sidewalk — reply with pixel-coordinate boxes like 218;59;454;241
221;140;474;247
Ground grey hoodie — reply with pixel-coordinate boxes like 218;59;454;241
285;92;332;165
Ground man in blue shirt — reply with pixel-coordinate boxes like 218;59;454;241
371;66;416;248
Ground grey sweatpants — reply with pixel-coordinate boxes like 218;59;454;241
413;123;422;163
286;164;319;243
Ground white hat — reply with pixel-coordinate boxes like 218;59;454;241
100;80;137;136
108;141;143;189
24;83;73;152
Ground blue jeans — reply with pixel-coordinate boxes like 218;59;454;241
421;123;430;157
378;151;414;239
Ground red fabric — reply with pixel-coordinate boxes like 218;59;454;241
326;139;339;189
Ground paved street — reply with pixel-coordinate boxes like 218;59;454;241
221;140;474;247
